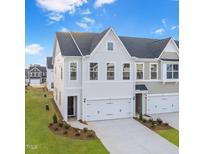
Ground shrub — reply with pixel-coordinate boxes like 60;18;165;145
75;130;81;136
48;123;53;127
157;118;163;125
164;123;169;127
64;123;71;129
148;118;153;123
63;131;68;135
74;128;80;132
54;127;58;131
87;130;95;137
150;124;155;129
59;122;63;127
52;114;58;123
139;114;143;121
45;104;49;111
142;118;147;123
151;120;155;125
83;127;88;132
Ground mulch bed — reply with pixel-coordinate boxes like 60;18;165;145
134;117;172;130
48;122;96;140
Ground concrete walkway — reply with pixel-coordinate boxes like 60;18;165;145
149;112;179;129
89;119;178;154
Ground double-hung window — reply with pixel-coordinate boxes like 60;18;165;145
107;63;115;80
150;63;158;79
136;63;144;80
70;62;77;80
167;64;179;79
123;63;130;80
107;42;114;51
90;63;98;80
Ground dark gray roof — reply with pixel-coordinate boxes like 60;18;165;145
56;32;81;56
135;84;148;91
29;65;46;73
160;58;179;61
55;28;179;58
47;57;53;69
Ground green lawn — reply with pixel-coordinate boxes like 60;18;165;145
156;128;179;147
25;87;108;154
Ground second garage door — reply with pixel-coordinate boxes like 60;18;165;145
146;94;179;114
30;79;41;85
86;98;132;121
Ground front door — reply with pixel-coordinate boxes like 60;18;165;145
67;96;74;116
136;94;142;114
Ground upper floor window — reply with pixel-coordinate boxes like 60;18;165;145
150;63;158;80
60;67;63;80
90;63;98;80
136;63;144;80
107;42;114;51
167;64;179;79
70;62;77;80
123;63;130;80
107;63;115;80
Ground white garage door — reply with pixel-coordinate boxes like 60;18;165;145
30;79;41;85
86;98;132;121
147;94;179;114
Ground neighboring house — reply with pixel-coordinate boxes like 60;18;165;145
52;27;179;122
26;65;47;85
46;57;54;91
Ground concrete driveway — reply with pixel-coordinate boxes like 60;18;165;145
149;112;179;129
88;119;178;154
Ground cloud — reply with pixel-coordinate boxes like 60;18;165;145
25;44;44;55
81;8;91;15
76;16;95;30
94;0;116;8
83;17;95;24
48;12;64;22
76;22;89;30
153;28;165;35
161;18;167;27
170;25;179;30
36;0;87;22
60;27;69;32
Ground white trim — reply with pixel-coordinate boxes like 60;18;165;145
147;93;179;97
29;66;42;73
135;79;162;82
135;90;148;94
69;32;83;56
90;27;131;58
135;62;145;80
106;41;115;52
158;38;179;59
84;80;133;83
65;87;82;90
149;63;158;80
69;61;78;81
86;96;132;101
122;62;131;80
88;61;99;80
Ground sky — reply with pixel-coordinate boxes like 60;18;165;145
25;0;179;66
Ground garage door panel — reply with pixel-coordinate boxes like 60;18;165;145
147;95;179;114
30;79;41;84
86;98;132;121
